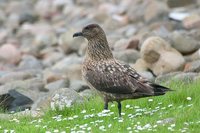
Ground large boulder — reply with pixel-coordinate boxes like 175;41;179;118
140;36;185;75
32;88;84;111
170;31;200;54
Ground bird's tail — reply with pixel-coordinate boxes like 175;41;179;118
151;84;173;96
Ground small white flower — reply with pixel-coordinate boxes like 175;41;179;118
118;119;123;122
73;115;78;118
126;105;131;108
168;104;173;107
91;108;95;111
87;127;91;131
186;97;192;101
54;129;59;133
127;127;131;130
153;125;157;128
10;130;15;133
143;124;151;129
148;99;153;102
171;124;175;127
4;129;9;133
102;110;110;113
81;110;86;114
161;107;166;110
108;124;112;128
111;104;115;107
43;125;47;128
134;106;140;109
134;130;139;132
68;117;73;120
188;104;193;107
121;112;125;116
99;125;105;130
156;120;162;124
167;127;174;131
136;125;143;130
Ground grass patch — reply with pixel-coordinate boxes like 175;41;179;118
0;81;200;133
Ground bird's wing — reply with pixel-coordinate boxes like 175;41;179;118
85;61;154;95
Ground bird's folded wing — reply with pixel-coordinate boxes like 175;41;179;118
85;63;154;95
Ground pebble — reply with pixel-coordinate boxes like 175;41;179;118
0;44;21;64
171;31;199;54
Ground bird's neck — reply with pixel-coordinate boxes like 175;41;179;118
86;37;114;61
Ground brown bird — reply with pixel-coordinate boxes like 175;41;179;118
73;24;172;117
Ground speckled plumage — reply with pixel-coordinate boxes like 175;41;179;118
73;24;172;116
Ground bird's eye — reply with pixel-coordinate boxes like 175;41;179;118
85;26;89;30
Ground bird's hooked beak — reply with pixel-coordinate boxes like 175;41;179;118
73;32;83;38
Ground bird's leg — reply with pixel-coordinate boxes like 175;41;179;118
117;101;122;117
104;99;108;110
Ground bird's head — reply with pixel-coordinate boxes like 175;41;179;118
73;24;105;40
73;24;113;60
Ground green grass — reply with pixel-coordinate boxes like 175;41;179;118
0;80;200;133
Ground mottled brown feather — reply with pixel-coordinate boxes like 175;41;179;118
74;23;172;116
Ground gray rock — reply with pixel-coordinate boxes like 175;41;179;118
184;60;200;72
42;51;64;67
43;69;65;83
167;0;196;8
184;49;200;62
19;12;38;25
138;71;155;81
0;113;11;120
155;72;181;84
45;79;70;91
132;59;149;72
79;89;95;99
34;32;57;47
58;30;85;54
34;0;53;18
157;118;175;125
113;49;140;64
155;72;198;84
18;55;43;70
127;1;145;23
182;14;200;29
0;78;46;102
32;88;84;111
174;72;198;84
70;80;89;92
7;89;33;112
52;54;83;80
6;13;20;30
52;54;83;71
171;31;199;54
113;39;129;51
0;70;40;85
194;74;200;81
144;1;168;23
14;110;44;118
